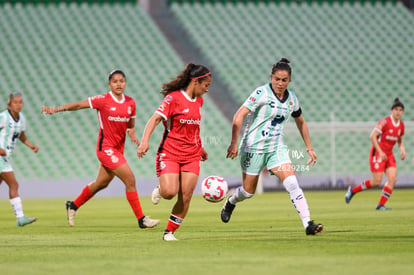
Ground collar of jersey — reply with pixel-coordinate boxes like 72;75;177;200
268;83;289;103
7;109;20;123
389;115;400;127
109;91;125;104
180;89;196;102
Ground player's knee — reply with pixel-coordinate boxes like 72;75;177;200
282;175;300;193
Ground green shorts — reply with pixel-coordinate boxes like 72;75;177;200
240;146;291;175
0;156;13;173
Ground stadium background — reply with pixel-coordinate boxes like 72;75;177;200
0;0;413;198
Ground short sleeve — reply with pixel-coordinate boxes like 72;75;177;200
155;94;175;120
243;88;266;112
130;99;136;119
375;118;387;134
88;95;106;110
0;113;6;130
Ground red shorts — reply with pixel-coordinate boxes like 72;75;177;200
96;148;127;170
156;152;200;177
369;147;396;173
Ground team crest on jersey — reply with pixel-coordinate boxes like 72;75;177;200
165;95;173;102
249;96;256;103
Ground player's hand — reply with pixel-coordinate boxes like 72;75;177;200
137;142;149;159
306;149;317;166
400;149;406;160
130;137;140;147
0;148;7;156
41;106;56;114
31;145;39;153
201;148;208;161
226;143;238;159
378;151;387;162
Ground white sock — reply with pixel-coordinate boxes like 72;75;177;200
10;197;24;218
229;186;254;204
283;175;311;228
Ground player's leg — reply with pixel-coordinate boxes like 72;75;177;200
1;171;36;226
346;150;385;203
221;174;258;223
113;162;160;228
221;152;263;223
65;165;114;226
271;164;323;235
345;172;383;204
376;166;397;210
163;171;198;241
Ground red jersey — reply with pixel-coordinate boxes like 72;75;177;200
88;92;136;152
156;90;203;161
373;116;404;155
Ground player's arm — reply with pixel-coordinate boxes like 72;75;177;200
294;114;317;166
126;118;139;147
137;113;163;158
397;136;406;160
18;131;39;153
227;105;250;159
370;128;387;161
41;99;90;114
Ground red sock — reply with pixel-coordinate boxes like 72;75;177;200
352;180;372;193
378;186;393;206
126;191;144;220
166;213;184;233
73;185;94;208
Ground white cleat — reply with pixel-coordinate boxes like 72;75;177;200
65;201;77;227
138;216;160;229
151;185;162;205
163;232;178;241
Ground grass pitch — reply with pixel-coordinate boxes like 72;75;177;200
1;189;414;275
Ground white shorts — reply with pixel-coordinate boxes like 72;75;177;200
0;156;13;173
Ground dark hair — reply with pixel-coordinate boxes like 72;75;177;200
7;92;23;105
391;97;404;110
108;69;126;81
161;63;211;96
271;58;292;77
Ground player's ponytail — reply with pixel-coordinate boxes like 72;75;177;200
391;97;404;110
271;57;292;78
161;63;211;97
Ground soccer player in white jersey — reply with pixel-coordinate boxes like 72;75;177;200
222;58;323;235
41;70;159;229
0;92;38;226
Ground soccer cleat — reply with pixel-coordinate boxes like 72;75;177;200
16;216;37;227
221;199;236;223
163;232;178;241
344;185;355;204
138;216;160;229
305;220;323;235
376;205;392;211
151;185;161;205
65;201;77;227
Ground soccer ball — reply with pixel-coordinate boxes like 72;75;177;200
201;175;228;203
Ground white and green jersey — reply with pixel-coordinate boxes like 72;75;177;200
239;83;301;153
0;110;26;156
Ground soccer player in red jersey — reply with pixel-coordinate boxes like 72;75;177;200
345;98;406;210
41;70;159;228
137;63;211;241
